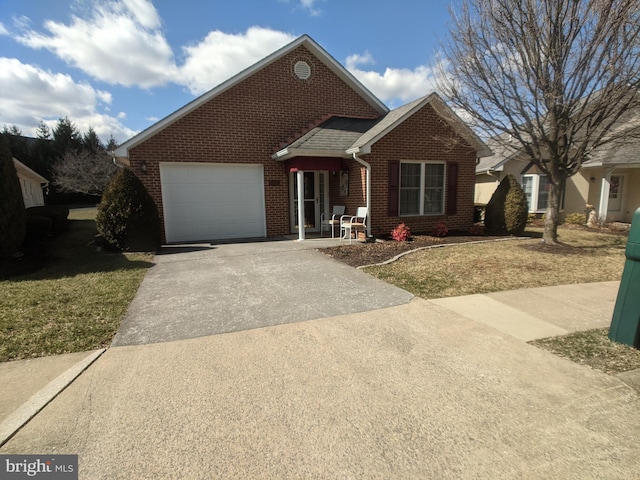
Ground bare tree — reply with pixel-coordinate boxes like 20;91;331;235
436;0;640;243
51;150;118;196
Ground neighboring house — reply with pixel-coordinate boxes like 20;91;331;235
476;132;640;223
13;158;49;208
115;35;491;244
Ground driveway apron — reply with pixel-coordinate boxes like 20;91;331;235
113;240;414;346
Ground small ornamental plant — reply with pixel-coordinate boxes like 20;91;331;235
432;221;449;237
469;223;484;236
391;223;411;242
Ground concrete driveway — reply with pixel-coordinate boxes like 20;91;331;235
113;238;414;346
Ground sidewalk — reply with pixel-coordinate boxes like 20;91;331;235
1;281;639;478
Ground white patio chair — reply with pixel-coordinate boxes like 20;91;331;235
320;205;345;238
340;207;368;243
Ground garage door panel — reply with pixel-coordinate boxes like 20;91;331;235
160;163;266;243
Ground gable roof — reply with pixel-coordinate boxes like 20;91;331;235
114;35;388;158
475;134;526;174
273;92;492;160
13;158;49;185
347;92;492;157
273;116;380;159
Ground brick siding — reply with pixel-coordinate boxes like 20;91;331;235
129;45;381;242
129;44;478;242
363;103;478;236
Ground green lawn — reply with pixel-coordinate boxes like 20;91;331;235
0;208;153;362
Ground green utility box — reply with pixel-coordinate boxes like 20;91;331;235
609;207;640;348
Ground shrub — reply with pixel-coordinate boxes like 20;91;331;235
23;215;53;249
564;212;586;225
469;223;484;236
96;168;161;252
432;221;449;237
26;206;69;235
485;174;529;235
0;136;26;261
391;223;411;241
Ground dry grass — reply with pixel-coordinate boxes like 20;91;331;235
364;228;626;300
531;328;640;374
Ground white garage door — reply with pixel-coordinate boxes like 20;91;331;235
160;163;266;243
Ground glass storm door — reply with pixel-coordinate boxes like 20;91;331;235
290;172;328;232
608;175;624;212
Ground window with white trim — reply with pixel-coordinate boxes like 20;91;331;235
399;162;445;215
521;174;549;212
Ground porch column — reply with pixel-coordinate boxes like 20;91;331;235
598;168;613;224
296;170;305;241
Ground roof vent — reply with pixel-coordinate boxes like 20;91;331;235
294;61;311;80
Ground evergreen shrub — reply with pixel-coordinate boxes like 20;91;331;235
96;168;161;252
485;174;529;235
0;137;26;260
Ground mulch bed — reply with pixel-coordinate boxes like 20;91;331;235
321;221;630;267
320;234;511;268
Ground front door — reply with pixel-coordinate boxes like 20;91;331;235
608;174;625;215
290;171;328;233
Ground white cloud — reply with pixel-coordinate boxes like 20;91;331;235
179;26;296;95
0;22;8;36
300;0;323;16
279;0;324;16
346;52;375;69
346;52;438;107
0;57;135;142
16;0;177;88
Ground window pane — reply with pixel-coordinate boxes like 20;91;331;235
401;163;421;187
400;163;421;215
400;189;420;215
423;187;443;214
521;176;533;209
537;176;549;210
424;164;444;188
424;164;444;214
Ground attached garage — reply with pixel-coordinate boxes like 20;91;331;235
160;163;266;243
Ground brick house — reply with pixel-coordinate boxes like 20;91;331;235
115;35;491;243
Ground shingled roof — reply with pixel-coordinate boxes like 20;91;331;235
273;116;380;158
274;93;492;160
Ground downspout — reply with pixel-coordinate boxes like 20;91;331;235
351;151;372;238
111;151;127;169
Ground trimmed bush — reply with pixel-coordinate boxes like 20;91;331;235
485;174;529;235
96;168;161;252
564;212;586;225
469;223;484;236
391;223;411;241
432;221;449;237
26;206;69;235
0;136;26;261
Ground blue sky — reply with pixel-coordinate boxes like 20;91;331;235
0;0;458;144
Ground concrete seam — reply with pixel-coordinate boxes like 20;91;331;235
0;348;107;448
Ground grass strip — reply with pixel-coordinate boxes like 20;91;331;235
0;209;153;362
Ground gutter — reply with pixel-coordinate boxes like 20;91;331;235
346;147;372;238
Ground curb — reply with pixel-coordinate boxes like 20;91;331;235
356;237;531;270
0;348;106;447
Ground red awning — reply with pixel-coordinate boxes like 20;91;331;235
285;157;345;172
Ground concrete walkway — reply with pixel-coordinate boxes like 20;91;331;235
1;237;638;478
